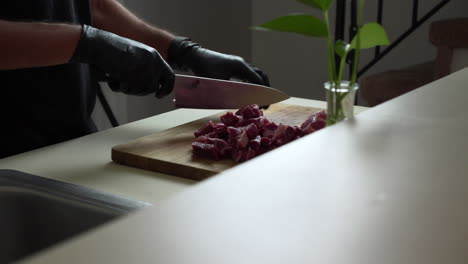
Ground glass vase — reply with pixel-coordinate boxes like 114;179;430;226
324;81;359;126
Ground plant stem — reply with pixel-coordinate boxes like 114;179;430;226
350;31;360;85
323;11;336;83
337;56;346;83
351;1;364;85
323;10;338;126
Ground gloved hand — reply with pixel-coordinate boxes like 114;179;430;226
167;37;270;86
70;25;175;98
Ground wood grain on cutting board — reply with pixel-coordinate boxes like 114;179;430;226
112;104;323;180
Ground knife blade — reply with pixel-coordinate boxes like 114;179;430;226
173;74;289;109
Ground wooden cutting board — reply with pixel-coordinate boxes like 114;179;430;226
112;103;323;181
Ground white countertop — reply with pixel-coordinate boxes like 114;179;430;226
8;67;468;264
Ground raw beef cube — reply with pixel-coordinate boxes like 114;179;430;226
300;116;313;130
231;147;257;163
240;123;259;139
284;125;297;141
227;127;241;146
236;117;254;127
300;110;327;129
260;137;272;147
220;112;240;126
236;131;249;149
227;126;241;137
249;136;262;151
272;124;288;145
235;115;244;127
214;123;228;139
301;123;317;135
300;124;314;135
235;104;263;119
311;120;326;130
315;110;327;121
301;110;327;129
231;148;243;163
254;117;271;128
238;116;271;128
192;142;220;160
301;119;326;135
293;126;305;138
206;131;219;138
194;135;210;143
300;110;327;135
228;126;250;148
262;122;279;138
194;121;215;137
212;138;232;157
245;147;257;161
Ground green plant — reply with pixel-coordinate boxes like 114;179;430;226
253;0;390;125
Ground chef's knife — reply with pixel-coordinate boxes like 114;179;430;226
173;74;289;109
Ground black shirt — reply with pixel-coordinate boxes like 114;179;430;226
0;0;97;158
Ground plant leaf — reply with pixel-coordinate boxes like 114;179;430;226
335;40;351;58
296;0;334;11
253;14;328;38
350;23;390;50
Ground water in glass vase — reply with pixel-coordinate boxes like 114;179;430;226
324;81;359;126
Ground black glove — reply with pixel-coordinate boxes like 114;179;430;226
70;25;175;98
167;37;270;86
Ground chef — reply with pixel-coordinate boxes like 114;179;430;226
0;0;269;158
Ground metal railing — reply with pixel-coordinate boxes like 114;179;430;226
334;0;452;79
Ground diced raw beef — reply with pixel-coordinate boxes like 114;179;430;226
227;126;242;138
192;137;232;160
194;121;215;137
315;110;327;121
245;147;257;160
262;122;279;138
300;110;327;135
300;110;327;129
249;135;262;151
260;137;271;147
220;112;240;126
302;120;326;135
236;115;244;126
300;117;313;130
231;147;257;163
205;131;218;138
238;116;270;128
235;104;263;119
227;127;241;146
271;124;287;145
240;123;259;139
253;117;270;128
194;135;210;143
284;125;297;141
192;105;328;163
212;138;232;157
192;142;220;160
293;126;305;138
231;149;242;163
257;145;276;155
214;123;228;139
236;131;249;149
227;124;258;148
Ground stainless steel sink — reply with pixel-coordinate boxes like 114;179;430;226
0;170;150;264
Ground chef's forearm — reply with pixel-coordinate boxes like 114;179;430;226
90;0;174;59
0;20;81;70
